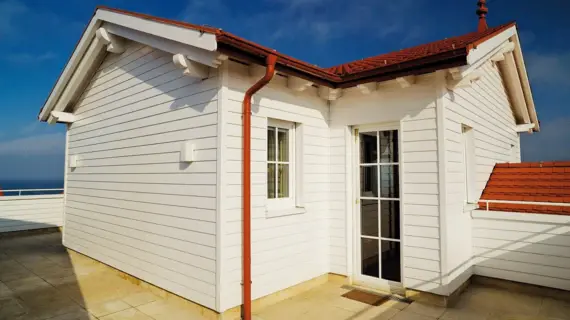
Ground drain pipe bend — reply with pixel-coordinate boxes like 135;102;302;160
242;54;278;320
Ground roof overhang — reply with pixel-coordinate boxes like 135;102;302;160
38;8;219;122
447;26;539;132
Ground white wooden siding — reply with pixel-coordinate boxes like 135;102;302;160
472;210;570;291
64;41;220;310
331;75;443;293
0;195;64;233
442;61;519;293
219;61;330;311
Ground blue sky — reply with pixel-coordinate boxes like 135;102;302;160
0;0;568;180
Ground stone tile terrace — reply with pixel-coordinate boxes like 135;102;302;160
1;232;569;319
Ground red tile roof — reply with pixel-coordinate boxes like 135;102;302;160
326;23;514;77
478;162;570;215
97;6;516;88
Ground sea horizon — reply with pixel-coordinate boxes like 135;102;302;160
0;179;64;195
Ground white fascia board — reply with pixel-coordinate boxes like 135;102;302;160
450;27;517;81
96;9;217;52
499;51;531;124
466;26;517;66
50;111;77;124
511;33;540;131
39;8;222;122
104;23;224;68
39;16;101;121
515;123;535;132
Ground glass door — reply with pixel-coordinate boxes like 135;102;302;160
356;129;402;285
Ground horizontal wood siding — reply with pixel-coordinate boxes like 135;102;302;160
220;61;330;311
472;211;570;291
443;62;519;292
65;41;219;309
331;75;442;292
0;195;64;232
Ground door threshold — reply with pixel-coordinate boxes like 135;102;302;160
342;283;409;302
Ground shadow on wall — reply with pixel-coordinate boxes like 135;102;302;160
408;212;570;294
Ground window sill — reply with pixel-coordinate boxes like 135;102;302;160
266;206;306;218
463;203;479;212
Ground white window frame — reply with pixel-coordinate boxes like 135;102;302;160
462;124;477;204
266;119;296;212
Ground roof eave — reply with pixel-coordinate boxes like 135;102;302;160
336;49;469;88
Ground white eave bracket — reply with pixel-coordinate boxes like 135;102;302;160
48;111;76;125
357;82;377;94
287;76;313;92
173;53;210;79
515;123;535;133
447;69;483;89
318;87;342;101
396;76;416;88
95;28;125;54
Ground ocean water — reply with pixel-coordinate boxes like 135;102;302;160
0;180;64;196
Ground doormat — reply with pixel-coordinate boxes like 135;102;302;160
341;289;391;306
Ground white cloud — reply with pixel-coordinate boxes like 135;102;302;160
4;51;57;64
521;117;570;162
180;0;424;47
526;51;570;88
0;133;65;156
0;0;27;35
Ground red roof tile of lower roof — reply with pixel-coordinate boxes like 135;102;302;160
479;162;570;215
96;6;516;88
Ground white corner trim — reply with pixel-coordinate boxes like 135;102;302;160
50;111;76;124
318;86;342;101
356;82;377;94
435;70;449;286
515;123;535;133
396;76;416;88
95;27;125;53
172;53;209;78
287;76;313;92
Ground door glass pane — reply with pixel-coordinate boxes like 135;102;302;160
278;128;289;161
381;241;401;282
360;200;378;237
277;164;289;198
380;201;400;240
360;132;377;164
361;238;379;278
360;166;378;197
379;130;398;163
267;127;276;161
267;163;276;198
380;165;399;198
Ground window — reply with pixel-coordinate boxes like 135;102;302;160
267;119;296;210
462;125;477;203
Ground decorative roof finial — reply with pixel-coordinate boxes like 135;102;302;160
477;0;489;32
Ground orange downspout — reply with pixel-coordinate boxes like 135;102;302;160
241;54;277;320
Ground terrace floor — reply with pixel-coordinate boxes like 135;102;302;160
1;232;569;320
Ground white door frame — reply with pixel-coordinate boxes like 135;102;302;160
351;122;404;292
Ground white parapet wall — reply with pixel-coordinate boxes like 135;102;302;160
472;210;570;291
0;194;64;233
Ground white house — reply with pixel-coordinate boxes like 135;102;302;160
38;3;543;318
